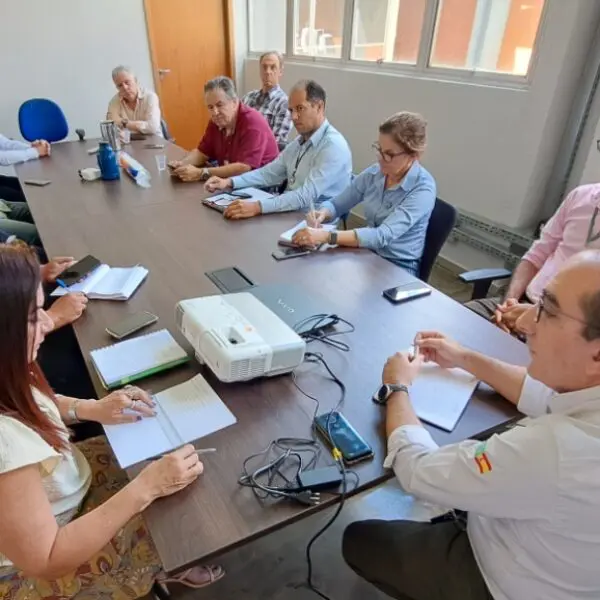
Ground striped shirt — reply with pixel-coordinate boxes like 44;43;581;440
242;85;292;146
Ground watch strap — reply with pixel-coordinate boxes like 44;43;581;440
329;231;338;245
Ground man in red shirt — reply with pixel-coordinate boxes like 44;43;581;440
169;76;278;183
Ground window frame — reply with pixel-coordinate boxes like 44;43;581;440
246;0;548;87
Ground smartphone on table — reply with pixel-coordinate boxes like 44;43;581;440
272;247;312;261
106;311;159;340
314;411;374;465
58;255;102;286
23;179;51;186
383;282;432;304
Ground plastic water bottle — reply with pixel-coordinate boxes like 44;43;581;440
97;142;120;180
126;166;151;189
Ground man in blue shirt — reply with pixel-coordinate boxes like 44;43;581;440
293;112;436;275
204;79;352;220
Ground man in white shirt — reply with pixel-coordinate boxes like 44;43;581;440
106;66;162;137
344;249;600;600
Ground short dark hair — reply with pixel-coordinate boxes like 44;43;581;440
580;290;600;341
204;76;237;100
292;79;326;107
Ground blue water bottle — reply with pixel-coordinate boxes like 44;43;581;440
97;141;120;180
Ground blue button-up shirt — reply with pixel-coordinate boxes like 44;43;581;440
0;134;39;166
230;119;352;214
322;162;436;274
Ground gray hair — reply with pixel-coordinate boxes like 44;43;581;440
112;65;134;80
379;112;427;156
260;51;284;68
204;76;238;100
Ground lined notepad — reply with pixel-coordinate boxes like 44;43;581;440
104;374;237;468
51;264;148;300
278;220;337;247
90;329;190;389
411;363;479;432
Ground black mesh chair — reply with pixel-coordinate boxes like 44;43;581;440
419;197;458;282
161;118;174;142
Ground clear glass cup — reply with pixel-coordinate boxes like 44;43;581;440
120;128;131;144
155;154;167;172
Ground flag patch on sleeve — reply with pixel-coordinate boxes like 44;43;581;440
474;442;492;474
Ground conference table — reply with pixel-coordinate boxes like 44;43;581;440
16;138;530;575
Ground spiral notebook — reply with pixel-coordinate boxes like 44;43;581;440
90;329;190;390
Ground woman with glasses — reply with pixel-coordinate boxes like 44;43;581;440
293;112;436;275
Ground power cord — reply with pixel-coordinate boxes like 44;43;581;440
294;313;355;352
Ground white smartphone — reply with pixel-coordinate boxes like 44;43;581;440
105;311;158;340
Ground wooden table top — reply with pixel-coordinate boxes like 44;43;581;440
17;139;530;573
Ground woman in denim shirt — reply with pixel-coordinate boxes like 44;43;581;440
293;112;436;275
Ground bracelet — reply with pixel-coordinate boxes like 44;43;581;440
67;399;81;424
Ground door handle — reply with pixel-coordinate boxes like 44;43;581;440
158;68;171;77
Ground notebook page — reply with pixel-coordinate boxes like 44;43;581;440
103;405;174;469
279;220;336;244
50;264;110;296
410;362;478;432
90;266;148;299
157;374;237;443
91;330;187;387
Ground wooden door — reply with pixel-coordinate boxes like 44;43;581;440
144;0;233;150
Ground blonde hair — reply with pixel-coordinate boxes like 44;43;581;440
379;111;427;156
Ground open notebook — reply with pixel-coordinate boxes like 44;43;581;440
90;329;190;390
278;220;337;247
203;187;275;212
410;362;479;432
104;374;237;468
51;264;148;300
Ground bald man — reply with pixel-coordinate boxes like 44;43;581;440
344;250;600;600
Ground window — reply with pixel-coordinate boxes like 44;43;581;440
351;0;428;64
430;0;545;75
248;0;547;80
248;0;287;53
293;0;346;58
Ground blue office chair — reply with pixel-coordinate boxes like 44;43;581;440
18;98;69;142
419;197;458;282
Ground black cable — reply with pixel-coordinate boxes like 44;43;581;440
294;313;355;353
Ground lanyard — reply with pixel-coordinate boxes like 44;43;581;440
290;124;330;185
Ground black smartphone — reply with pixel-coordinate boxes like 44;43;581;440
383;282;432;304
272;247;311;261
106;311;159;340
59;255;102;286
230;191;253;199
23;179;51;186
314;411;374;465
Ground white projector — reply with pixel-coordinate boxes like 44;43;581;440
175;292;306;382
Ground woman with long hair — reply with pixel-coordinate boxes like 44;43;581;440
0;245;223;598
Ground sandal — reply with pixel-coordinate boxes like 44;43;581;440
157;564;225;590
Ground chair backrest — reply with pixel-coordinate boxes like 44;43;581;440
161;118;173;141
18;99;69;142
419;197;457;282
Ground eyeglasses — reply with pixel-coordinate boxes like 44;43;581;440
372;142;407;163
535;290;587;325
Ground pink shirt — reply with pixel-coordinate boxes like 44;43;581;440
524;184;600;301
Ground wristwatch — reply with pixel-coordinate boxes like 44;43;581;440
328;231;338;245
67;399;81;423
200;168;210;181
372;383;410;405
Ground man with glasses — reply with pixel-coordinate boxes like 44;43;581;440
204;79;352;220
467;184;600;334
292;111;436;275
343;249;600;600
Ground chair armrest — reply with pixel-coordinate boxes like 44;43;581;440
459;268;512;284
459;268;512;301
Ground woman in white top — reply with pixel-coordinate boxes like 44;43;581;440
106;65;163;136
0;246;223;598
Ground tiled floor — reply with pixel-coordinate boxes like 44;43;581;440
159;261;472;600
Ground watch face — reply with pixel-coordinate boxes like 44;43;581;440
375;384;390;404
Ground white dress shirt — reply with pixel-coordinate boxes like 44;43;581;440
106;87;163;136
0;134;39;166
385;377;600;600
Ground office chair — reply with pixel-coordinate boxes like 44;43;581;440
419;197;458;282
18;98;68;142
161;118;174;142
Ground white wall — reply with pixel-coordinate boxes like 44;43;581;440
243;0;600;228
0;0;154;141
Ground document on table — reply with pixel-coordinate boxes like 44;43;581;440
410;362;479;432
104;374;237;468
208;187;275;208
278;220;337;246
